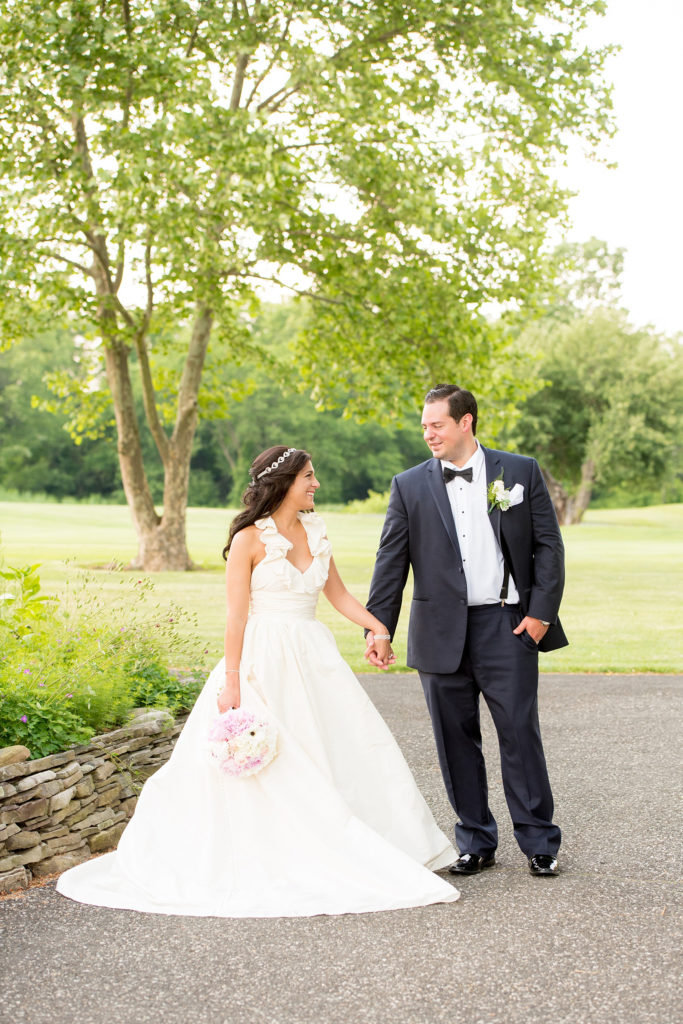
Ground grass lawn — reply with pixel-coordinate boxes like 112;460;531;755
1;501;681;674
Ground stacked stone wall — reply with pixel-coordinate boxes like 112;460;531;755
0;709;186;894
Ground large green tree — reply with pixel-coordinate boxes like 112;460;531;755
509;309;683;523
0;0;612;568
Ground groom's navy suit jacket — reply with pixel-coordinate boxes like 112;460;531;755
367;447;568;675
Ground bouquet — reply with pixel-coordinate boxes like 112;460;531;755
208;708;278;777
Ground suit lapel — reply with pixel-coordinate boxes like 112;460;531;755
426;459;460;554
483;446;503;545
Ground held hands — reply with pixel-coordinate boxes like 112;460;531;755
513;616;550;645
364;632;396;670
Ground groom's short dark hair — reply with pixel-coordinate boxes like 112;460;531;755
425;384;478;435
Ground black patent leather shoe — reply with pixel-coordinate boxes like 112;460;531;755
447;853;496;875
528;854;559;877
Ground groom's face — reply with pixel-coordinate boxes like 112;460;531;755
421;400;474;465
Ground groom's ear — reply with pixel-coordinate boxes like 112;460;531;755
456;413;473;434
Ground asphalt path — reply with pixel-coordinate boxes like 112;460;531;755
1;673;680;1024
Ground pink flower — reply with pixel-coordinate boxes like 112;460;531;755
20;715;27;723
23;668;31;674
38;683;46;688
66;693;73;699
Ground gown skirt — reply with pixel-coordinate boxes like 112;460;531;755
57;514;459;917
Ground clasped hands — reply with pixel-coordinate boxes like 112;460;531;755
365;633;396;670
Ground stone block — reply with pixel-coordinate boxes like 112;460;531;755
4;786;46;807
0;844;46;871
71;808;116;832
107;742;139;758
0;797;49;825
54;760;80;779
62;795;98;826
95;784;122;808
38;825;69;842
75;776;95;798
128;709;174;728
0;746;31;768
15;769;57;793
43;833;90;855
36;805;75;827
0;782;18;799
5;830;42;851
0;763;30;784
32;846;90;876
31;780;63;799
127;750;155;766
0;823;20;842
0;866;30;893
92;761;116;782
26;751;73;772
48;785;77;813
88;821;127;853
0;750;71;784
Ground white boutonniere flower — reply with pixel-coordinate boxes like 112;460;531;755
488;475;524;512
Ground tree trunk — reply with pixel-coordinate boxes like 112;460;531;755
74;109;204;572
571;458;596;524
541;466;570;524
541;461;596;525
101;306;213;571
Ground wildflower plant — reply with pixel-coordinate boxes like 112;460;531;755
0;560;206;757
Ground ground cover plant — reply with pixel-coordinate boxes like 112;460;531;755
0;561;206;756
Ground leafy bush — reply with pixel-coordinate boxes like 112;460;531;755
345;489;391;514
0;562;207;756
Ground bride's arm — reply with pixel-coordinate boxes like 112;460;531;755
323;557;395;668
218;530;253;711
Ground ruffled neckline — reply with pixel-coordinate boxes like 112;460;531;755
253;513;331;592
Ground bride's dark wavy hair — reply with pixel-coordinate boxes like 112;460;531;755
222;446;311;560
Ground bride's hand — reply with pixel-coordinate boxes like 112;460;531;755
217;676;241;713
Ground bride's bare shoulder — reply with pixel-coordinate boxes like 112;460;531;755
227;524;262;562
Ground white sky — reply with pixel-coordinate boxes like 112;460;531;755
559;0;683;336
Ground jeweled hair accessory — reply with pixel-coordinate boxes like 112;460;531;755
255;447;297;480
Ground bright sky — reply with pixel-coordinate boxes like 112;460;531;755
559;0;682;336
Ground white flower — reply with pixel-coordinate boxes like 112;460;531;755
488;475;514;512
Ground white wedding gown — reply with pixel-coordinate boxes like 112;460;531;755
57;513;459;917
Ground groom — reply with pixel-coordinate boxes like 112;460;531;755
366;384;567;877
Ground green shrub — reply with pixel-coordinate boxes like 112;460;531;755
0;562;207;756
345;489;391;514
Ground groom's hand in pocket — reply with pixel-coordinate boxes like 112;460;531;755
513;615;549;645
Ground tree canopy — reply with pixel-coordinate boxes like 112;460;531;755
509;309;683;522
0;0;613;566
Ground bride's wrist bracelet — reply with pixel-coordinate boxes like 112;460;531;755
371;633;391;641
225;669;240;675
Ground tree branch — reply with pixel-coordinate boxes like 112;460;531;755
244;12;293;109
72;114;117;294
38;249;94;277
230;53;250;110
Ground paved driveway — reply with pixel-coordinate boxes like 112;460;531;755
1;673;680;1024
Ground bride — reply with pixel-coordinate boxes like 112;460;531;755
57;446;459;917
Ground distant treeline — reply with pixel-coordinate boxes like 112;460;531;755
0;327;428;507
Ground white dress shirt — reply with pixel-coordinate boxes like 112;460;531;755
441;442;520;607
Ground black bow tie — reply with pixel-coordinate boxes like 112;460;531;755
443;466;473;483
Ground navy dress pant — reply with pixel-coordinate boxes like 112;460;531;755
419;603;561;859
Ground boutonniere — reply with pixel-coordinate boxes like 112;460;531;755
487;474;524;512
